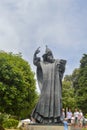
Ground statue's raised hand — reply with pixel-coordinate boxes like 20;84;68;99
35;47;40;55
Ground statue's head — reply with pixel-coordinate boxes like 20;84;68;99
42;46;55;63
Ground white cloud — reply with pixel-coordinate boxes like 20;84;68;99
0;0;87;77
0;17;20;52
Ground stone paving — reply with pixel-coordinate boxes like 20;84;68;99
71;126;82;130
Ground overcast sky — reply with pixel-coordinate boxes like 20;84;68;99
0;0;87;77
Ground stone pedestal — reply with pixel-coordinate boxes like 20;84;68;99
25;125;71;130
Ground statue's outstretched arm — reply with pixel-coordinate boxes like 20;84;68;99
33;47;41;66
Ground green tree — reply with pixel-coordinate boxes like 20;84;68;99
71;68;80;93
64;74;72;82
0;51;38;119
62;80;76;111
62;55;87;114
76;54;87;114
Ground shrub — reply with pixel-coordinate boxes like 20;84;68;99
3;118;19;128
0;113;5;125
0;113;10;125
85;114;87;118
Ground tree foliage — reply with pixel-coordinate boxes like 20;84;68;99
62;78;76;110
63;54;87;114
63;68;84;112
0;51;38;119
76;54;87;114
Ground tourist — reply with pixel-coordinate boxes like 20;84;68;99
61;108;65;121
71;114;75;126
66;109;72;123
78;110;83;127
74;108;79;127
63;118;71;130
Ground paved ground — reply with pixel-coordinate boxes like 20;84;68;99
71;127;82;130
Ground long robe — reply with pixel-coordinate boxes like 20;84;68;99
32;58;66;123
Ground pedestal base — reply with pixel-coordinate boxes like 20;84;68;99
25;125;71;130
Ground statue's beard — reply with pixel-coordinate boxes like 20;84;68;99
47;56;55;63
43;55;55;63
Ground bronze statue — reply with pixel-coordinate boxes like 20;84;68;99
31;46;66;124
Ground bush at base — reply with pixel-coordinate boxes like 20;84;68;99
3;118;19;129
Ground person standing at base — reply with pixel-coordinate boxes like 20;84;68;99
63;118;71;130
78;110;83;127
71;114;75;126
61;108;65;121
67;109;72;123
74;108;79;127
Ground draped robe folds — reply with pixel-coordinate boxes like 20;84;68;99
32;59;66;123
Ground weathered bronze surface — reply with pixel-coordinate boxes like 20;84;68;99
31;46;66;124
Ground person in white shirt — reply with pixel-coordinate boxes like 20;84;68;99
71;114;75;125
74;108;79;127
78;110;83;127
66;109;72;123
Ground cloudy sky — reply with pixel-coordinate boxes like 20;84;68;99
0;0;87;77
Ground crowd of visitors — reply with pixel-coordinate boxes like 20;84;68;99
62;108;87;129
